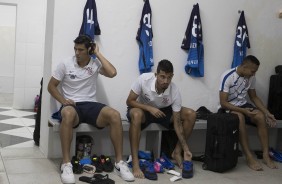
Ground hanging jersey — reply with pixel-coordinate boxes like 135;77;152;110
136;0;153;74
231;11;250;68
181;3;204;77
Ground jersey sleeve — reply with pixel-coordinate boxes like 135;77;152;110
131;75;143;95
52;62;66;81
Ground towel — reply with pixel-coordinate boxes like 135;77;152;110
136;0;153;74
181;3;204;77
231;11;250;68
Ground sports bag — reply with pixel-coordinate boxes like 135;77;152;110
202;113;239;172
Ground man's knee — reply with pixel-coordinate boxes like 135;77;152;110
61;106;77;123
130;109;144;125
182;108;196;121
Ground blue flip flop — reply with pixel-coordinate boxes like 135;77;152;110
269;148;282;163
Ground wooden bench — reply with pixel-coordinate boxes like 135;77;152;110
48;118;282;158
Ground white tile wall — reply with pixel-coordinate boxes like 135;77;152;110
11;0;46;109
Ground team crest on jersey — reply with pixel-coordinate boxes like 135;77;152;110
162;97;169;104
69;74;76;79
86;67;94;75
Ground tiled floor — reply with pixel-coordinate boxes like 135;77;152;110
0;106;282;183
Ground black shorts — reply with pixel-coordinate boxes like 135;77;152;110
238;103;257;127
61;102;106;129
127;106;173;130
219;103;257;127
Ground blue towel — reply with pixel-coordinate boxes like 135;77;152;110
181;3;204;77
136;0;153;74
231;11;250;68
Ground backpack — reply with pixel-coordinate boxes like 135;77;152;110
267;67;282;120
202;113;239;172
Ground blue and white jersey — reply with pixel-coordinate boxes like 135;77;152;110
219;68;255;107
181;3;204;77
79;0;101;38
136;0;153;74
231;11;250;68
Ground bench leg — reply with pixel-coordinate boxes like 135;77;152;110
146;131;162;159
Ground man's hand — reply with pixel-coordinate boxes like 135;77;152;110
148;106;166;118
265;112;277;127
244;108;258;118
62;99;76;106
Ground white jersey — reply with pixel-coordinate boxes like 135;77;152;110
52;56;102;102
219;67;255;107
131;73;182;112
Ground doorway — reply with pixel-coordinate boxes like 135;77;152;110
0;4;16;107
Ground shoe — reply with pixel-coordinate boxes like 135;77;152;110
182;161;193;179
61;162;75;184
139;160;158;180
114;160;135;182
138;150;153;161
126;155;133;168
100;155;114;172
156;153;175;170
153;161;164;173
71;156;83;174
91;154;103;173
269;148;282;162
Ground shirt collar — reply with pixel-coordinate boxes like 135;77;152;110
150;77;171;95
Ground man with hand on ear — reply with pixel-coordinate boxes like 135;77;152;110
48;35;134;184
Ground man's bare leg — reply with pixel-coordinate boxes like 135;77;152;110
251;111;278;169
171;107;196;169
129;108;145;178
60;106;79;164
232;112;263;171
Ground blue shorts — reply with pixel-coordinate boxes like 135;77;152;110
127;106;173;130
61;102;106;129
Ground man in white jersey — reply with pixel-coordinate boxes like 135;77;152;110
48;35;134;183
219;55;277;171
126;60;196;179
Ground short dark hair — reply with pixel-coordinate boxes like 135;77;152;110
73;34;93;50
157;59;174;73
242;55;260;66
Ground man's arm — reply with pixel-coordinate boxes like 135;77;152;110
248;89;276;126
126;90;166;118
94;44;117;78
219;91;254;116
47;77;75;106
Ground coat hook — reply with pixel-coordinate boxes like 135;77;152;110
238;10;243;14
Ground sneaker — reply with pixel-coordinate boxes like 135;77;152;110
71;156;83;174
156;153;175;170
154;161;164;173
100;155;114;172
114;160;135;182
182;161;193;179
91;154;103;173
139;160;158;180
61;162;75;184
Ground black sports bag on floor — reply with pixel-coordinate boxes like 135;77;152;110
202;113;239;172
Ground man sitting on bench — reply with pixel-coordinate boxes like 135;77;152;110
126;59;196;178
219;55;277;171
48;35;134;183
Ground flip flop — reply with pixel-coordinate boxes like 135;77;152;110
269;148;282;163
